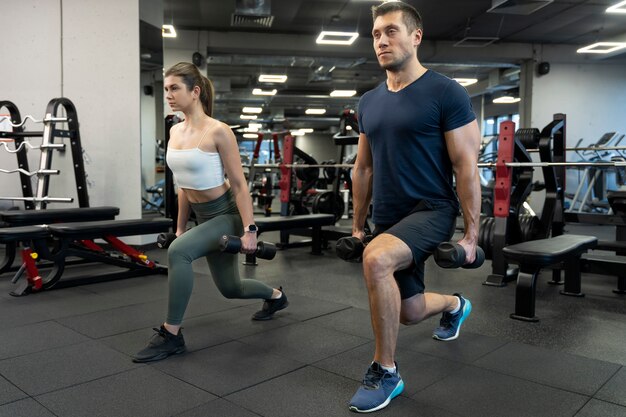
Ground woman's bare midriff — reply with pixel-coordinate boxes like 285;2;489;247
182;181;231;203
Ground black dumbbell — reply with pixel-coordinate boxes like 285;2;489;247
219;235;277;260
336;235;373;262
433;242;485;269
157;232;177;249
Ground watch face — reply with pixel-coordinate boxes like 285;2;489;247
248;225;258;232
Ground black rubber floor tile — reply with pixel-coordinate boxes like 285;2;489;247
0;285;127;329
55;299;167;338
314;342;465;396
266;292;352;322
595;367;626;407
79;273;169;303
306;307;374;339
154;340;303;396
238;322;369;364
0;375;26;406
0;320;90;360
35;367;215;417
227;366;460;417
0;398;55;417
474;342;620;395
413;365;589;417
0;340;138;395
100;304;296;358
175;399;261;417
397;325;507;364
575;399;626;417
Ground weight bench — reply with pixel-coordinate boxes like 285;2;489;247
244;214;335;265
503;234;597;322
0;206;119;274
0;218;171;295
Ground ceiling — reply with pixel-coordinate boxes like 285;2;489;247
154;0;626;131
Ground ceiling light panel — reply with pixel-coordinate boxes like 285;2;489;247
162;24;177;38
330;90;357;97
316;31;359;45
242;107;263;113
453;78;478;86
258;74;288;83
252;88;277;96
576;42;626;54
305;109;327;115
607;1;626;13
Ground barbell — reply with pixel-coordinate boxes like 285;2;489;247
249;160;626;170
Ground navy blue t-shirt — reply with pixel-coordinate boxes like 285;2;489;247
357;70;476;225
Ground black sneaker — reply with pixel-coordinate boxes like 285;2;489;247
132;325;186;363
252;287;289;321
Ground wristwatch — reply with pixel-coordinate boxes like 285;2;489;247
245;224;258;233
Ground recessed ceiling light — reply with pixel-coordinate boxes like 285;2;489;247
162;24;177;38
330;90;357;97
453;78;478;86
493;97;521;104
249;123;263;129
252;88;277;96
305;109;326;115
291;130;305;136
607;0;626;13
240;114;258;119
258;74;288;83
577;42;626;54
242;107;263;113
316;31;359;45
300;128;314;133
243;133;259;139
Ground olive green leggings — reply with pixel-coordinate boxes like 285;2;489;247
166;190;273;325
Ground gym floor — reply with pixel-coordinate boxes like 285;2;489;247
1;223;626;417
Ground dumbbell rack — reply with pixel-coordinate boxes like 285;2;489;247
0;97;89;209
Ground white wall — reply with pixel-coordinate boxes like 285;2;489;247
0;0;142;223
531;63;626;146
530;62;626;207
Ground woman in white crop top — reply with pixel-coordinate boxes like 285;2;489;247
133;62;288;363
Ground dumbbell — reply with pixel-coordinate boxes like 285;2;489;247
336;235;373;262
157;232;177;249
219;235;277;260
433;242;485;269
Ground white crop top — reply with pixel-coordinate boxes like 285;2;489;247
166;126;226;190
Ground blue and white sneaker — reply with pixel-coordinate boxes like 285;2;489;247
432;293;472;341
349;362;404;413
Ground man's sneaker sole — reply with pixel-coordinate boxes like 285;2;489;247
132;346;186;363
432;299;472;342
348;379;404;413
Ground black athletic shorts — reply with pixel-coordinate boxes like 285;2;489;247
373;199;458;300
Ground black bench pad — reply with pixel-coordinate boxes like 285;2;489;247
503;234;597;266
0;226;50;243
0;206;120;226
47;219;171;239
255;214;335;233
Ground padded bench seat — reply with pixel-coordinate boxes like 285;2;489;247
0;206;120;226
0;226;50;243
503;234;597;321
48;218;172;239
245;214;335;264
255;214;336;232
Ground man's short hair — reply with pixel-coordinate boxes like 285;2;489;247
371;1;423;33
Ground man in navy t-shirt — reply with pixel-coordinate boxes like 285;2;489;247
348;1;481;413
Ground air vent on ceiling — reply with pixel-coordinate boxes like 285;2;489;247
487;0;554;15
454;37;499;48
231;14;274;28
232;0;274;28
